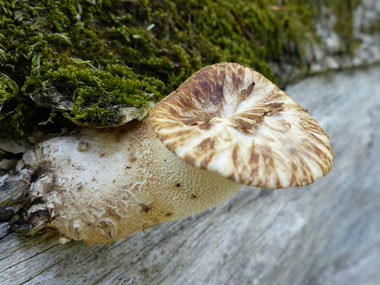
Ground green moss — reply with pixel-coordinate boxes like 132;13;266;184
327;0;362;55
24;59;164;126
0;0;360;139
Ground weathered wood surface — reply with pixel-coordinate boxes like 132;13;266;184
1;64;380;284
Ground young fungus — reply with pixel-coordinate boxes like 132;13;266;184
19;63;333;245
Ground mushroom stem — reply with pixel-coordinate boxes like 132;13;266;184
21;121;242;244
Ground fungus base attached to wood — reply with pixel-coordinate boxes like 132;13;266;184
21;122;241;245
17;63;332;245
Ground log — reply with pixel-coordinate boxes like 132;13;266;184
1;62;379;284
1;1;380;283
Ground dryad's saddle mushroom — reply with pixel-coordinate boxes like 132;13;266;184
19;63;333;245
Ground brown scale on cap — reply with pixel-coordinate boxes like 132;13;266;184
150;62;333;188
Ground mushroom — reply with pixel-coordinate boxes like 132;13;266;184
19;63;333;245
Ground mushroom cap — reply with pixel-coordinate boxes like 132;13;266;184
150;63;333;188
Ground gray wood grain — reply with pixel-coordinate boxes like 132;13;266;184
0;63;380;284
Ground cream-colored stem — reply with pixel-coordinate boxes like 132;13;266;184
23;121;242;244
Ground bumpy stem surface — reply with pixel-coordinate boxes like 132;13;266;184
22;121;242;244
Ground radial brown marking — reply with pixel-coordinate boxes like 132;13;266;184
309;132;328;147
231;67;244;90
239;81;255;102
179;97;195;111
174;129;194;137
265;102;284;109
310;144;326;160
243;113;264;123
232;145;239;169
262;102;284;117
197;137;215;151
199;79;212;96
218;69;227;84
165;141;179;151
312;159;325;174
249;149;259;164
212;83;224;105
167;104;182;117
289;172;297;186
182;115;212;129
250;166;258;179
268;155;275;169
300;157;313;181
175;135;191;146
267;89;283;100
198;120;212;130
300;160;308;176
235;119;254;133
261;147;275;176
275;175;281;188
237;66;245;78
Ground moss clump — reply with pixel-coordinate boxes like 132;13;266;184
24;60;164;126
0;0;360;139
